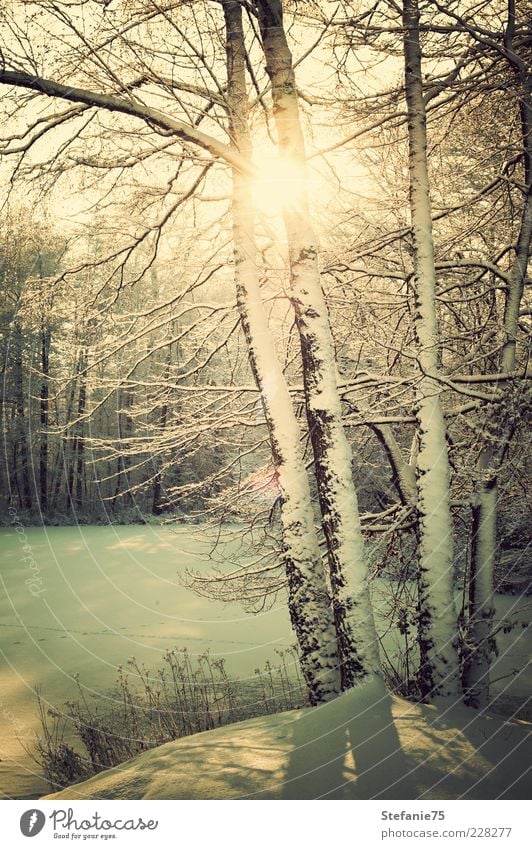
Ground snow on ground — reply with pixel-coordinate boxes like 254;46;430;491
1;526;530;799
45;676;531;800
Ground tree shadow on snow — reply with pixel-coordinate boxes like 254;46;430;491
280;676;417;799
406;697;532;800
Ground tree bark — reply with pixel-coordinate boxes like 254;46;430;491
224;0;342;703
462;3;531;706
403;0;460;698
255;0;381;687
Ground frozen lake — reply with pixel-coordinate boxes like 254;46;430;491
0;524;295;799
0;525;530;799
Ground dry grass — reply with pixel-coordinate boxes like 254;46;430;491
28;647;308;792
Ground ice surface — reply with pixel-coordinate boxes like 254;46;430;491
1;526;529;799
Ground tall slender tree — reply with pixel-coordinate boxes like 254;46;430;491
254;0;382;687
460;0;532;706
223;0;341;703
403;0;460;698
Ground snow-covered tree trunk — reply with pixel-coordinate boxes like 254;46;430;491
255;0;381;687
463;27;531;706
403;0;460;699
223;0;341;704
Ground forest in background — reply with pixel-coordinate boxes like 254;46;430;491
0;0;530;712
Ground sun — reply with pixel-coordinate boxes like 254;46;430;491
250;149;306;217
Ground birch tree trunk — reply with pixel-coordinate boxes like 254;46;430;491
463;5;531;706
403;0;460;698
223;0;341;704
255;0;381;687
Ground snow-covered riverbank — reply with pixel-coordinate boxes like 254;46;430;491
45;677;531;800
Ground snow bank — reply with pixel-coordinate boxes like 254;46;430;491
44;677;531;800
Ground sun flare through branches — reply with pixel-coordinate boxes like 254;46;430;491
250;149;306;217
